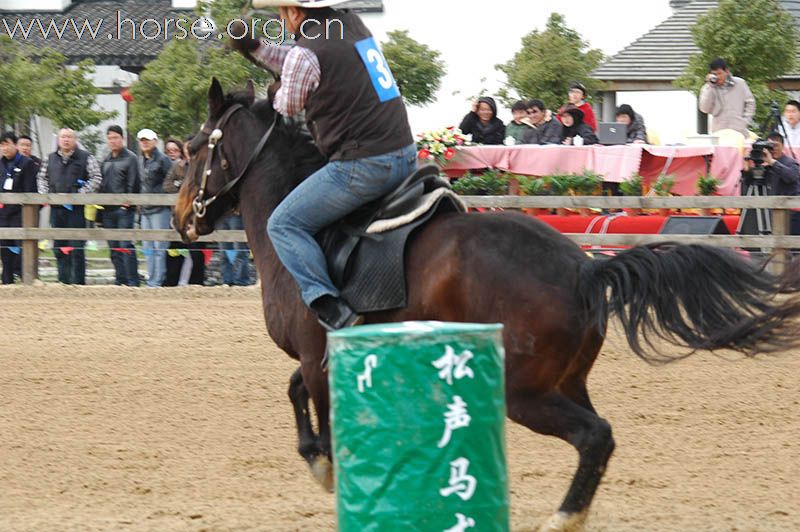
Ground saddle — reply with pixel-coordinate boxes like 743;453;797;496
316;165;465;313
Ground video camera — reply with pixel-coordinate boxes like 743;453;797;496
745;139;776;171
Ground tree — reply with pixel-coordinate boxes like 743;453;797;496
381;30;446;106
0;36;114;131
129;39;271;139
675;0;798;124
496;13;604;110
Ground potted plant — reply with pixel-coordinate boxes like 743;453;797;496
696;174;721;215
520;176;549;215
575;169;604;215
652;174;675;217
545;175;573;216
619;173;644;216
451;169;508;196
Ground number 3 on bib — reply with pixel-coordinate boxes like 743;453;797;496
355;37;401;103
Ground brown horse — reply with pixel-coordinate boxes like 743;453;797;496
174;79;800;531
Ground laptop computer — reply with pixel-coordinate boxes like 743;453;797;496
597;123;628;145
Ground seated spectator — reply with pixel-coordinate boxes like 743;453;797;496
522;99;563;145
505;100;532;144
566;81;597;132
559;105;598;145
615;104;648;144
459;97;506;145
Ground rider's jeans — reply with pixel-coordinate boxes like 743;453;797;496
267;143;417;306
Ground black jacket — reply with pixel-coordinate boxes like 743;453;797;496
742;154;800;196
101;148;139;195
522;116;563;145
459;97;506;145
0;153;38;224
561;122;598;145
138;148;173;214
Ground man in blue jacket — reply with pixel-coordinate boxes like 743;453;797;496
0;132;37;284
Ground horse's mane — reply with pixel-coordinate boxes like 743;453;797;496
226;89;326;181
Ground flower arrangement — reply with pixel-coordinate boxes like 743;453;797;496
416;126;470;165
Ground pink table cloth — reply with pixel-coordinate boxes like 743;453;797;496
443;144;744;196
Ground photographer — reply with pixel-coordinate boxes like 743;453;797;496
743;133;800;233
698;58;755;137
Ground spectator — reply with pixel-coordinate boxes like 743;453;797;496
162;138;187;287
522;99;563;145
216;213;252;287
781;100;800;157
16;135;41;170
0;132;37;284
615;104;648;144
743;132;800;234
137;128;172;288
559;105;598;146
566;81;597;132
698;57;755;137
459;97;506;145
100;125;140;287
163;136;205;286
37;128;102;285
505;100;532;144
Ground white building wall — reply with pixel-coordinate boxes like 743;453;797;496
2;0;72;11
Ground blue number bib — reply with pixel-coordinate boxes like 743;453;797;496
354;37;401;103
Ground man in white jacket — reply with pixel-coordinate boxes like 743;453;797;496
698;57;755;137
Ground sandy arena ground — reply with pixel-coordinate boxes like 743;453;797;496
0;285;798;532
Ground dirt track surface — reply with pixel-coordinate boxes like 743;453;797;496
0;285;798;532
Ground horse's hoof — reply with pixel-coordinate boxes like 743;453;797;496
537;511;587;532
310;456;334;493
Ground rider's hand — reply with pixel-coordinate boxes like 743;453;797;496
268;80;282;101
228;21;260;54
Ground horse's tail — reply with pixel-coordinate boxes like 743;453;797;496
578;243;800;364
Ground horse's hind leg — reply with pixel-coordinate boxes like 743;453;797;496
287;368;325;471
508;390;615;532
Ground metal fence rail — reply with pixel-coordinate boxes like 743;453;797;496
1;193;798;284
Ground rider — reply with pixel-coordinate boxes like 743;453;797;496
233;0;416;331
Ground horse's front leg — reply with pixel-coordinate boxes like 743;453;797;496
287;367;322;467
292;363;334;492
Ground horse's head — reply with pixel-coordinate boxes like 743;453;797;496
174;77;273;242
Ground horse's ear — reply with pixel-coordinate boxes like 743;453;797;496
208;77;224;118
245;79;255;106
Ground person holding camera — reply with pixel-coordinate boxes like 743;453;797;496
698;58;755;137
743;133;800;233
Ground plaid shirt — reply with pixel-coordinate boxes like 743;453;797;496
252;42;321;117
37;149;103;194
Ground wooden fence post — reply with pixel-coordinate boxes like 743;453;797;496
21;203;39;284
772;208;790;276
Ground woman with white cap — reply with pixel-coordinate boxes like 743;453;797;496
231;0;416;330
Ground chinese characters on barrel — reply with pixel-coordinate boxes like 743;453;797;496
434;346;478;531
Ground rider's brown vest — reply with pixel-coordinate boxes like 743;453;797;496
295;10;413;160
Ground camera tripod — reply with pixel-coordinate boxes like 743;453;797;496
737;170;772;255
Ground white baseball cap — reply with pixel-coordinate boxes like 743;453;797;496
252;0;350;8
137;128;158;141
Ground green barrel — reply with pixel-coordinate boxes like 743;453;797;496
328;321;508;532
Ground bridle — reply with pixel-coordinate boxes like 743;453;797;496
192;103;278;219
